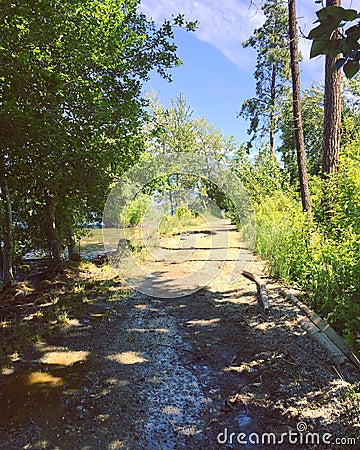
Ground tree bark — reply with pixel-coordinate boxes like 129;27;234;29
44;189;63;264
288;0;311;212
67;227;77;261
0;156;15;287
0;244;3;277
269;63;276;159
322;0;342;176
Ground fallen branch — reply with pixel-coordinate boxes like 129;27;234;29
280;357;298;367
242;271;270;314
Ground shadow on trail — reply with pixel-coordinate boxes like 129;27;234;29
0;278;358;449
166;286;359;449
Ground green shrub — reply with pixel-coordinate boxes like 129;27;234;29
120;193;151;227
254;191;311;285
159;205;202;236
254;188;360;354
175;204;194;220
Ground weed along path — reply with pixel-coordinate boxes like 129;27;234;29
1;219;359;449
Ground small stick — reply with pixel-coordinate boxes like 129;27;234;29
230;354;237;365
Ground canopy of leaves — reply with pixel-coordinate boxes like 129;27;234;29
0;0;196;257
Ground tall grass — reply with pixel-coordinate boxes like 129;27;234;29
254;190;360;353
158;206;205;236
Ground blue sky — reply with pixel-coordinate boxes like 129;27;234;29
140;0;355;147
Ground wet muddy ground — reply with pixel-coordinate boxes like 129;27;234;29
0;222;359;449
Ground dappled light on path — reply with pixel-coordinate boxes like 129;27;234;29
107;351;149;365
0;245;358;448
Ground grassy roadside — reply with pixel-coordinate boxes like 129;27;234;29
0;260;131;371
158;211;207;237
254;191;360;355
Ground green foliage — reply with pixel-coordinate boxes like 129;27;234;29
251;135;360;353
145;92;241;214
158;205;201;236
121;193;152;227
254;192;310;283
175;204;195;220
278;81;360;182
278;86;324;181
331;137;360;234
0;0;197;271
309;5;360;78
255;190;360;353
233;148;290;203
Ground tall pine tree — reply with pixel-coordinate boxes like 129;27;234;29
240;0;291;157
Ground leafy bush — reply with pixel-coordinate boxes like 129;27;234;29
254;191;312;285
254;183;360;353
159;205;202;236
120;193;151;227
175;204;195;220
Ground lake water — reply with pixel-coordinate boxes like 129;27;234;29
77;228;106;259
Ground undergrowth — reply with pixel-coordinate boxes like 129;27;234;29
247;141;360;354
0;261;130;370
158;205;205;236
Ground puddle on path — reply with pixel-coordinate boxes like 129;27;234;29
0;350;91;429
0;370;65;426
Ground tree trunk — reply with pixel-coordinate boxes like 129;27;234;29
322;0;342;176
288;0;311;212
0;156;15;287
67;227;77;261
44;189;63;264
0;244;3;278
269;63;276;159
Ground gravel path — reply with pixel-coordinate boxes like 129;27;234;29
0;221;359;449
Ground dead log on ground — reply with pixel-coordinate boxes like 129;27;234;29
242;271;270;314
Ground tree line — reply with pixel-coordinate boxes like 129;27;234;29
0;0;196;286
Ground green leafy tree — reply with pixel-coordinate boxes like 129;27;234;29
279;79;360;182
145;92;198;213
0;0;196;282
146;92;243;213
279;86;324;181
146;91;197;155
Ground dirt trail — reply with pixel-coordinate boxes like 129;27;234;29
0;220;359;449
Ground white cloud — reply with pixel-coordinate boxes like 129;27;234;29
139;0;265;69
140;0;356;82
